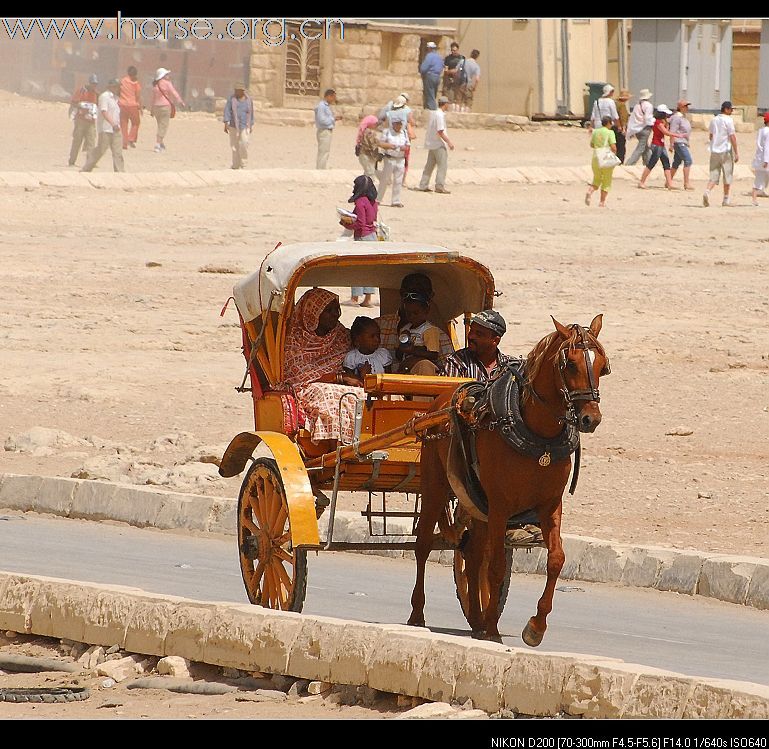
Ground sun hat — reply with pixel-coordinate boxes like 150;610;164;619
471;310;506;337
426;41;437;48
233;83;247;90
638;88;653;100
88;74;98;84
602;84;615;96
399;92;410;101
154;67;171;81
618;88;632;101
676;99;692;110
437;95;450;105
656;104;673;116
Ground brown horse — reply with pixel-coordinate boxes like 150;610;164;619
408;314;610;644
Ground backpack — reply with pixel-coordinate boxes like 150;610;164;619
454;57;468;86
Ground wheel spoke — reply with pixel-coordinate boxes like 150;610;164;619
263;479;280;529
275;531;290;547
241;515;260;536
273;546;294;565
271;503;288;536
249;489;268;529
262;564;276;608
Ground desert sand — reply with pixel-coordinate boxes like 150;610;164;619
2;89;768;563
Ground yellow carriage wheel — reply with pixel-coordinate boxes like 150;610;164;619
450;504;513;627
237;458;308;612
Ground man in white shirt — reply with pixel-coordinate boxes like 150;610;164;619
81;79;125;173
703;100;739;207
625;88;654;166
377;119;410;207
416;96;455;194
590;84;620;130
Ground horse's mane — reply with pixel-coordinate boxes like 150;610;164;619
521;324;605;406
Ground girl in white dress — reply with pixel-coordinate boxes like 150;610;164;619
751;112;769;206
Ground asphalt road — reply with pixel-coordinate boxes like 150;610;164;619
1;512;767;687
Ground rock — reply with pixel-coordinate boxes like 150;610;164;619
157;656;192;678
665;427;694;436
307;680;333;696
333;684;360;705
78;645;106;670
4;632;17;639
269;675;295;692
95;655;147;682
101;678;116;688
106;644;120;655
397;702;457;719
4;427;88;455
323;692;343;705
287;678;310;698
449;709;490;719
234;689;288;702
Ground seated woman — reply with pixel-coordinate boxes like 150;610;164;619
283;288;364;446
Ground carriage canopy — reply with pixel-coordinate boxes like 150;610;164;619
232;242;496;325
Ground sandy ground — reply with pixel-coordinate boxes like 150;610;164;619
2;89;769;566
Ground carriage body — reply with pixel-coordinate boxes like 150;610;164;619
219;241;497;611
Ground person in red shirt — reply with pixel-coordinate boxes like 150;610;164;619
118;66;142;150
67;74;98;166
638;104;686;190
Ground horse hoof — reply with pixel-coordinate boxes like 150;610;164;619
471;629;485;640
487;633;503;644
407;619;426;628
522;620;544;647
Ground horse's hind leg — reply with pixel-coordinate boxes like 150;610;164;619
462;518;487;636
408;441;450;627
522;503;565;647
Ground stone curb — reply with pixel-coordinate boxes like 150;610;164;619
1;473;768;612
0;164;756;190
0;570;767;717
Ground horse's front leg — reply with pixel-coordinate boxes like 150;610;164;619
522;501;565;647
463;518;487;636
482;508;508;643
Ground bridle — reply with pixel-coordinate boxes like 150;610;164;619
532;325;610;426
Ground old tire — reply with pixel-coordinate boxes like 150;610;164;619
237;457;308;612
0;687;90;703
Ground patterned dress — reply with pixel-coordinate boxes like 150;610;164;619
283;288;364;443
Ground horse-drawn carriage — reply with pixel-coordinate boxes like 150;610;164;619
219;241;610;644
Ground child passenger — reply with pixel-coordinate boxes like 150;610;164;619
396;291;444;373
343;316;393;380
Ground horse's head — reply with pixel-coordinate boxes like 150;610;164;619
550;314;610;433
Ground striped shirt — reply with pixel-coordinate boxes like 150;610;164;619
441;348;519;381
375;312;455;357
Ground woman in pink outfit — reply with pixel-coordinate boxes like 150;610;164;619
150;68;185;152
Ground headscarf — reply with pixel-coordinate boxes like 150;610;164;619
284;288;351;387
348;175;377;204
356;115;378;145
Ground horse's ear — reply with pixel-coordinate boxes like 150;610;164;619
589;314;603;338
551;315;571;339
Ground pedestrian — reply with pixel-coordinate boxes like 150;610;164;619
381;94;415;182
416;95;454;194
638;105;682;190
340;175;379;307
355;114;381;179
442;41;464;111
80;78;124;173
751;112;769;206
456;49;481;113
703;101;739;207
419;41;443;111
615;88;632;163
669;99;694;190
67;74;98;167
150;68;185;153
314;88;340;169
590;84;620;131
377;118;409;208
118;66;142;150
585;115;619;208
625;88;654;166
223;83;254;169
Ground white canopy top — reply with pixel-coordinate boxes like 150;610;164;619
232;242;495;323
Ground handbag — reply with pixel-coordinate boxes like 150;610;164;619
595;145;621;169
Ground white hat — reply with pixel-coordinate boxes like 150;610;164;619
638;88;653;100
602;83;614;96
426;41;437;48
154;67;171;81
656;104;673;115
399;92;410;101
392;95;407;109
